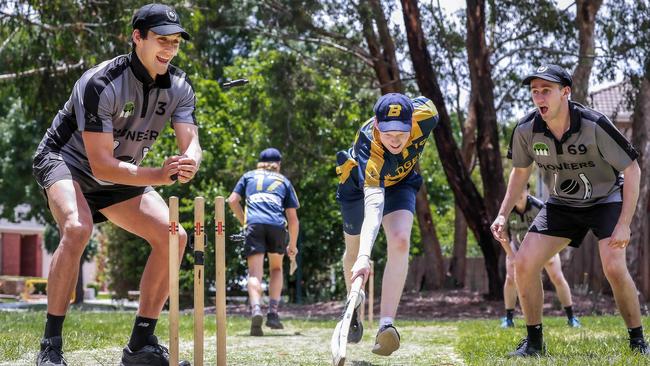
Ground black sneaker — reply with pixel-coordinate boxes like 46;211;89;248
120;335;190;366
630;337;649;355
250;309;264;336
347;308;363;343
37;336;67;366
507;338;546;357
266;312;284;330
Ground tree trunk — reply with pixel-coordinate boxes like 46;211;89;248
629;59;650;299
401;0;502;299
358;0;445;290
414;179;445;289
447;205;468;288
447;91;478;288
572;0;603;105
465;0;506;219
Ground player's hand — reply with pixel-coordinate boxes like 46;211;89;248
350;255;370;286
490;215;508;243
287;245;298;259
176;155;199;183
607;223;631;249
161;156;180;185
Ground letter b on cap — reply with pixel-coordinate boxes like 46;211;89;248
387;104;402;117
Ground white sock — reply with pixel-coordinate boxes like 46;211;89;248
379;317;394;328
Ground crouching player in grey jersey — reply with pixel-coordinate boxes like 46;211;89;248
32;4;199;365
491;64;647;357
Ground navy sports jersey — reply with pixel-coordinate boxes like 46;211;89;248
508;101;638;207
336;96;439;190
34;52;196;187
506;195;544;244
233;169;299;227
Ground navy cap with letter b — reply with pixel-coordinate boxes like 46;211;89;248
373;93;414;132
259;148;282;162
132;3;190;40
522;64;572;87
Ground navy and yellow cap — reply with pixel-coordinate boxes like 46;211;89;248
522;64;572;87
373;93;414;132
259;148;282;162
132;3;190;40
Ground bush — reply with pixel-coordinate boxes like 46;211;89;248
86;282;100;297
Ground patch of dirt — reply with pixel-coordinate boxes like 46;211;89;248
210;289;621;320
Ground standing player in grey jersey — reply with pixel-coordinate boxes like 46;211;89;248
491;64;647;357
498;183;579;329
32;4;198;366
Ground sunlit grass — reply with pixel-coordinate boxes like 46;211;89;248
1;311;648;365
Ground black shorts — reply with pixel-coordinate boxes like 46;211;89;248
244;224;288;257
528;202;622;248
33;151;153;223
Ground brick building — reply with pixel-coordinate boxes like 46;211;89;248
0;205;45;277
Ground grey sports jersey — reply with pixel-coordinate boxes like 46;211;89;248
506;195;543;244
35;52;196;186
508;101;638;207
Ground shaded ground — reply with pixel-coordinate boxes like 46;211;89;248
213;289;623;321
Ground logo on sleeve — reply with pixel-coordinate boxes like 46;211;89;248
120;101;135;118
533;142;549;156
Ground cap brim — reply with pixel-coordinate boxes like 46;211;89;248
150;24;190;40
377;120;412;132
522;74;563;86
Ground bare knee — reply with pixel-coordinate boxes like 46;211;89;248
514;256;535;278
505;272;516;286
603;261;629;285
269;266;282;277
388;232;410;255
59;220;93;254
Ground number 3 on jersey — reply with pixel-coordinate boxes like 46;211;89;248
255;175;283;192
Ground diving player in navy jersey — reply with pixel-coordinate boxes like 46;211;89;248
336;93;439;356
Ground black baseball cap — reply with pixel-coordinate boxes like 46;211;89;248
373;93;414;132
259;148;282;162
132;4;190;40
522;64;572;87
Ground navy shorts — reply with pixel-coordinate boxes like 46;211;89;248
336;175;421;235
33;151;153;223
244;223;288;257
529;202;622;248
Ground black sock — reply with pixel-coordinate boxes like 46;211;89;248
128;316;158;351
506;309;515;321
628;326;644;341
526;324;543;347
564;306;574;320
44;313;65;339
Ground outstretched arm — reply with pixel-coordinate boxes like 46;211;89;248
351;186;384;284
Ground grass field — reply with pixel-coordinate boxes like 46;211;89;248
1;311;649;365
